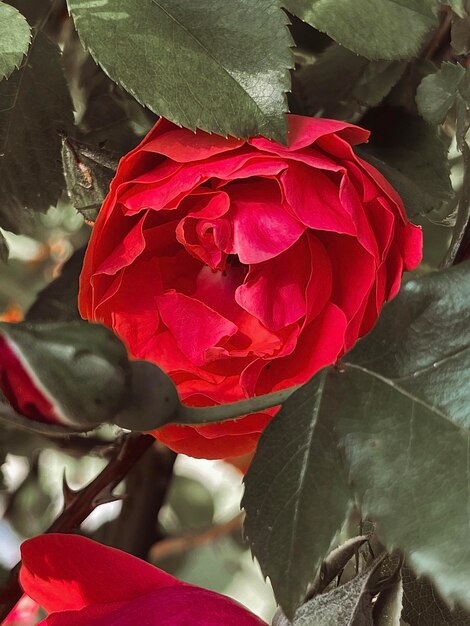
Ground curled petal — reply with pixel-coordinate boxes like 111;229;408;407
20;535;178;613
157;291;238;366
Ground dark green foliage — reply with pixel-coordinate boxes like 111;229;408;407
67;0;293;141
283;0;438;60
244;262;470;616
0;2;30;80
0;33;73;232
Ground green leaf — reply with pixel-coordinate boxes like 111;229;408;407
282;0;438;60
416;62;470;146
451;2;470;54
0;32;74;233
67;0;293;141
331;262;470;611
243;373;352;619
358;107;452;217
61;138;118;222
293;44;406;120
0;2;30;80
416;63;468;124
283;556;391;625
401;566;470;625
446;0;467;18
373;579;403;626
272;534;373;625
442;142;470;266
244;262;470;616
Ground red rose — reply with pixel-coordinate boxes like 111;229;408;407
79;115;422;459
19;534;266;625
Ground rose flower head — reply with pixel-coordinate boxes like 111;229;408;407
79;115;422;459
18;534;266;625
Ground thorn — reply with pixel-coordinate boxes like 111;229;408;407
92;492;124;508
62;470;79;507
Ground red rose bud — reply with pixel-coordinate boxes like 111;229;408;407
0;321;130;429
79;115;423;459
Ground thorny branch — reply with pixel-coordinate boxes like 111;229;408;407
0;433;154;622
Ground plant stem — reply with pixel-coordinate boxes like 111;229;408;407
106;444;176;559
0;432;154;622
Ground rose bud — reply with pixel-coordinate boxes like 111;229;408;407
19;534;267;625
79;115;422;458
0;321;130;429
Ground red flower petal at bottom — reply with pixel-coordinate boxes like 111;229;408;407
20;535;177;613
41;588;267;626
154;411;272;459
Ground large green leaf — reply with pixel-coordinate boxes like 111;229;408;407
0;2;30;80
293;43;406;120
243;373;352;619
416;62;470;125
0;32;73;232
244;262;470;616
326;263;470;608
416;62;470;146
401;566;470;625
283;0;438;60
67;0;293;141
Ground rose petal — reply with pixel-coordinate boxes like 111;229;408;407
107;259;163;357
217;156;288;182
227;179;305;263
155;412;272;458
281;163;355;236
176;192;231;268
385;241;405;300
254;303;348;394
41;588;267;626
236;237;309;331
397;222;423;271
304;233;333;322
359;156;409;222
157;291;238;366
40;601;126;626
20;535;179;613
339;174;379;261
250;115;369;152
318;233;376;321
94;212;146;276
120;150;263;215
363;198;395;262
142;127;244;161
193;265;289;359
